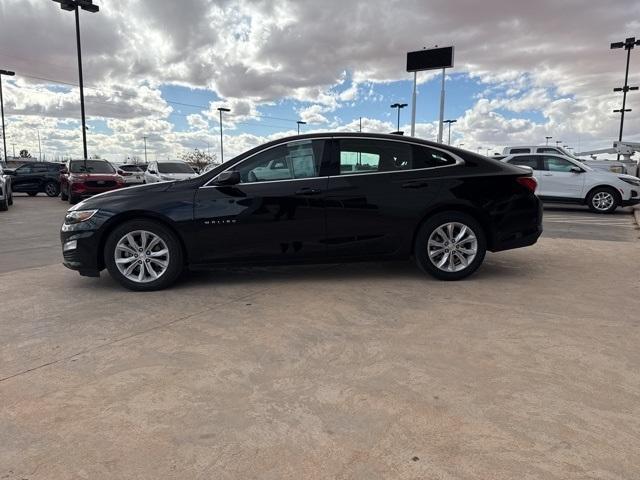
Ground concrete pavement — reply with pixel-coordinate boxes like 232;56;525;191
2;234;640;479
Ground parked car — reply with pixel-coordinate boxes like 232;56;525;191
113;164;145;185
502;145;626;173
2;161;64;197
61;133;542;291
60;159;125;204
144;160;197;183
0;164;13;211
502;153;640;213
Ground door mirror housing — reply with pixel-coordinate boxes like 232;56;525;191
60;167;68;175
570;167;583;173
216;170;241;185
148;169;157;175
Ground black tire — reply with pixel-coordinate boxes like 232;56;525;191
414;211;487;281
44;181;60;197
7;191;13;206
586;187;618;214
0;196;7;211
60;187;68;201
27;191;38;197
104;219;184;291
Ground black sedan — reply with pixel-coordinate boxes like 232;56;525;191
61;133;542;291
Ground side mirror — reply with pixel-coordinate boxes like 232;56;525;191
148;169;157;175
570;167;583;173
117;169;124;175
216;170;241;185
60;168;68;175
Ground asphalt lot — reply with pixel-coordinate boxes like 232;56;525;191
1;194;640;479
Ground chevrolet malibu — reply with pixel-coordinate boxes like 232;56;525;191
61;133;542;291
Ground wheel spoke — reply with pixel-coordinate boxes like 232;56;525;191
124;261;138;276
115;230;170;283
454;226;467;243
116;244;137;255
140;231;148;250
429;247;446;257
148;248;168;258
126;233;139;250
116;257;136;264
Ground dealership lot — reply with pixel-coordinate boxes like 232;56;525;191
1;195;640;479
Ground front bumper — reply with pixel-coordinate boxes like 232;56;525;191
61;226;102;277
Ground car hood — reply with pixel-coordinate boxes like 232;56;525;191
69;182;173;211
157;173;197;180
618;173;640;182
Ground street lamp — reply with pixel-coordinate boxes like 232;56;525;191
555;140;562;147
476;146;482;153
52;0;99;168
0;69;15;164
545;136;552;145
142;136;148;164
390;103;408;134
443;119;457;145
611;37;640;158
296;120;306;135
217;107;230;163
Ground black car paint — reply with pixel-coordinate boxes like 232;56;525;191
61;133;542;277
6;162;63;194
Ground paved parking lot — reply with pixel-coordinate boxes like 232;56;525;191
1;194;640;479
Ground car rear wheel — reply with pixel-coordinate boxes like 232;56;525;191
587;187;618;214
104;220;184;291
44;181;60;197
414;211;486;281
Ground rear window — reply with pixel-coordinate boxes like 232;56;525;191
157;162;194;174
70;160;115;174
510;148;531;154
119;165;143;172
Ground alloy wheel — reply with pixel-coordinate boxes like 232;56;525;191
45;183;57;196
591;191;614;211
114;230;170;283
427;222;478;272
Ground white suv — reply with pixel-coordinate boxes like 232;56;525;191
0;164;13;211
502;153;640;213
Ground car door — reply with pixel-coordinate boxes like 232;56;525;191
541;156;584;199
10;164;38;192
191;138;329;264
323;138;445;258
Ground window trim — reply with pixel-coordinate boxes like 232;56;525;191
201;136;464;188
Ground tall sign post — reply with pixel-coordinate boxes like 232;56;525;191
406;46;454;141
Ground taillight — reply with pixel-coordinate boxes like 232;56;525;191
516;176;537;193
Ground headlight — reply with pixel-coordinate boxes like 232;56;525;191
65;209;98;225
619;177;640;187
610;166;624;173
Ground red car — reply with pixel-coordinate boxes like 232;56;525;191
60;159;125;204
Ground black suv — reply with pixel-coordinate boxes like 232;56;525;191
5;162;65;197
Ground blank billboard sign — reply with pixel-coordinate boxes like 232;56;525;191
406;46;454;72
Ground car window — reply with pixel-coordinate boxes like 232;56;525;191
33;164;49;173
17;164;33;174
510;148;530;154
338;139;412;175
119;165;142;172
70;160;115;174
235;140;324;183
412;145;456;168
536;147;560;154
544;156;574;172
158;162;194;174
508;155;539;170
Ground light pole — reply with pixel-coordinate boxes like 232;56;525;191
142;136;148;164
443;119;457;145
217;107;230;163
486;147;491;156
555;140;562;147
37;129;42;161
545;136;552;145
477;146;482;153
0;69;15;164
52;0;99;168
296;120;306;135
611;37;639;160
390;103;408;133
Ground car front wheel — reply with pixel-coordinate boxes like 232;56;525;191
104;219;184;291
414;211;487;281
587;187;618;214
44;181;60;197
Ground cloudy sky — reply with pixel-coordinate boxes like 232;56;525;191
0;0;639;162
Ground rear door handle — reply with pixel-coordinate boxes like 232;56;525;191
295;187;321;196
402;181;429;189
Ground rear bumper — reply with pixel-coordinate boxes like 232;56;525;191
490;197;543;252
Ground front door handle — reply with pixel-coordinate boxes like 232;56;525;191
295;187;321;196
402;181;429;189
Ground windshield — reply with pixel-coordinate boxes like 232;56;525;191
158;162;194;174
119;165;142;172
70;160;115;174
